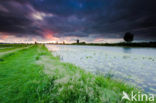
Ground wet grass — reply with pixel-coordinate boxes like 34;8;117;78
0;44;151;103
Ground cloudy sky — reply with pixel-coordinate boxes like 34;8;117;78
0;0;156;43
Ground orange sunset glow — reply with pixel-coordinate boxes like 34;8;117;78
43;30;59;42
0;34;9;40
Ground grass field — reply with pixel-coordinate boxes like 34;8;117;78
0;44;151;103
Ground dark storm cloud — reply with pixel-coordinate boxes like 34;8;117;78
80;0;156;40
0;0;43;36
0;0;156;40
30;0;156;40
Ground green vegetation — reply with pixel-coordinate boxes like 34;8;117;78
0;44;31;52
0;44;150;103
0;45;51;103
0;44;31;48
0;47;17;52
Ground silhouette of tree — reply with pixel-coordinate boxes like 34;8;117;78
123;32;134;42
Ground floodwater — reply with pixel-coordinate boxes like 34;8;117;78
46;44;156;94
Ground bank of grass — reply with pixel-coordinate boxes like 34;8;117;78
0;44;149;103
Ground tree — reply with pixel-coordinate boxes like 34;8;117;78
123;32;134;42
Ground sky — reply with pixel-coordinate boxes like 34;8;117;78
0;0;156;43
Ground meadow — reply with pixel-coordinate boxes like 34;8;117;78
0;44;152;103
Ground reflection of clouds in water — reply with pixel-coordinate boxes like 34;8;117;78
46;44;156;94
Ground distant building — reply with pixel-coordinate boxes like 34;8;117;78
76;39;79;44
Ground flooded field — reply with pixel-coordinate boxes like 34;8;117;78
46;45;156;94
